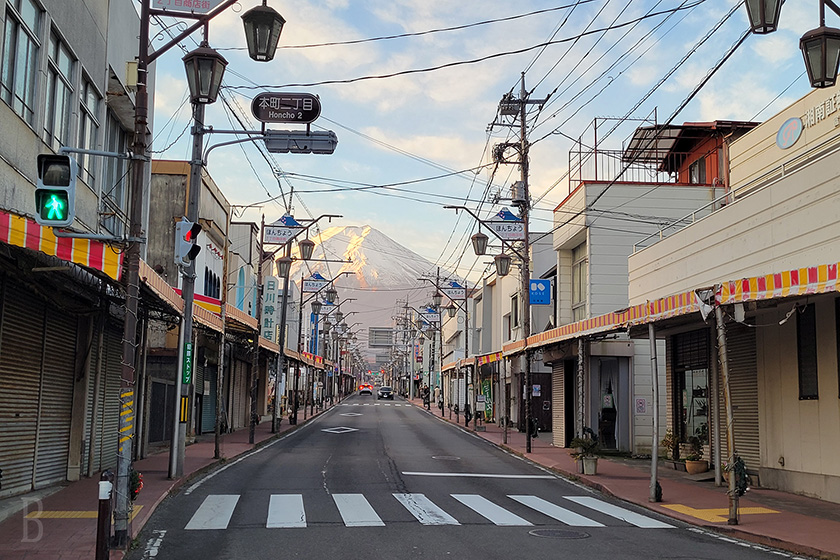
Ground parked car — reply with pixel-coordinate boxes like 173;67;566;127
377;386;394;400
359;384;373;395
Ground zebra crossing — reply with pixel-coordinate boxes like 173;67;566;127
184;492;674;531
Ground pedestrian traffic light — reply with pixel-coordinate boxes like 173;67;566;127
34;154;77;227
174;218;202;266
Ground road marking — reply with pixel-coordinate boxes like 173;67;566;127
322;427;358;434
662;504;779;523
140;529;166;559
394;493;460;526
508;495;604;527
452;494;532;526
185;495;239;530
402;472;554;479
564;496;674;528
333;494;385;527
267;495;306;528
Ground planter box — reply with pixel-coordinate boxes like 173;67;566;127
582;456;598;475
664;460;687;471
686;459;709;475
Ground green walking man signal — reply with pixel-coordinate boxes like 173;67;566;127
34;154;77;227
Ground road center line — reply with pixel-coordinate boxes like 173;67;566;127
401;472;554;479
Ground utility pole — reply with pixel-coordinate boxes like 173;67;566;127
518;73;534;453
249;215;266;443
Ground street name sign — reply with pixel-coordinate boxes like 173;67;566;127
153;0;225;15
252;92;321;124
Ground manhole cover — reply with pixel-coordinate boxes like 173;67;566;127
432;456;461;461
528;529;590;539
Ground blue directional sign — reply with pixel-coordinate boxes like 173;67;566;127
529;279;551;305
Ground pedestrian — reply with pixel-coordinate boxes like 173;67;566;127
423;385;430;409
433;385;441;407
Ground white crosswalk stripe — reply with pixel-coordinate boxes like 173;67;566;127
267;494;306;528
509;495;604;527
451;494;532;526
185;495;239;530
394;493;460;525
564;496;674;528
184;493;673;531
333;494;385;527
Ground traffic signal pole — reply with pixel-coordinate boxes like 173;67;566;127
170;101;206;478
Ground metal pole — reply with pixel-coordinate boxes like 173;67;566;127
292;273;304;424
715;306;739;524
577;337;585;438
249;215;265;443
519;72;533;454
649;323;660;502
272;242;291;432
215;206;232;457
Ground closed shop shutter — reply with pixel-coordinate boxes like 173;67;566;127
722;322;760;472
97;326;123;472
201;365;217;434
34;308;77;487
194;358;204;433
0;282;45;496
232;360;248;430
552;362;565;447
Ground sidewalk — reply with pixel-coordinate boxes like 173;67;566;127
0;398;837;560
414;397;840;560
0;404;329;560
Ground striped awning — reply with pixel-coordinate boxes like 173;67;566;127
717;263;838;304
476;352;502;366
0;209;123;280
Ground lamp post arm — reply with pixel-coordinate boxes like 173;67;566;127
147;0;239;64
443;205;527;260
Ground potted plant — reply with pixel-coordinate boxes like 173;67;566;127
660;429;687;471
684;436;709;474
569;435;600;475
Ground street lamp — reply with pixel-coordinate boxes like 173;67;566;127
471;230;489;256
325;286;338;304
446;304;457;318
432;291;443;308
299;238;315;260
276;255;292;277
744;0;782;34
494;253;512;277
801;25;840;87
241;0;286;62
311;299;322;315
182;41;228;104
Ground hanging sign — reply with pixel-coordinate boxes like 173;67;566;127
252;92;322;124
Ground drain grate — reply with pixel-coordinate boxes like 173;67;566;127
528;529;590;539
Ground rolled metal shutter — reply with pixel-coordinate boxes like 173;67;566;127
551;362;565;447
232;359;248;430
201;365;217;434
723;322;760;472
0;282;44;496
97;326;123;471
34;307;77;487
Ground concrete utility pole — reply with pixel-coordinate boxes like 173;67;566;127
249;215;266;443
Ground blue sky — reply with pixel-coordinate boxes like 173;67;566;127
147;0;818;282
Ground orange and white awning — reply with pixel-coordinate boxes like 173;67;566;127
0;209;123;280
717;263;838;304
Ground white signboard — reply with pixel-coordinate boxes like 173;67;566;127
442;286;466;300
264;225;301;245
153;0;225;15
489;220;526;241
302;279;328;293
421;312;440;324
262;276;279;341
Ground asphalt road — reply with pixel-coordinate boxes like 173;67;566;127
127;394;800;560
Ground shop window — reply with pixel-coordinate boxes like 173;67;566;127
44;30;74;151
672;330;709;446
572;242;587;321
511;294;519;328
797;303;819;400
78;78;100;186
1;0;40;124
689;156;707;184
